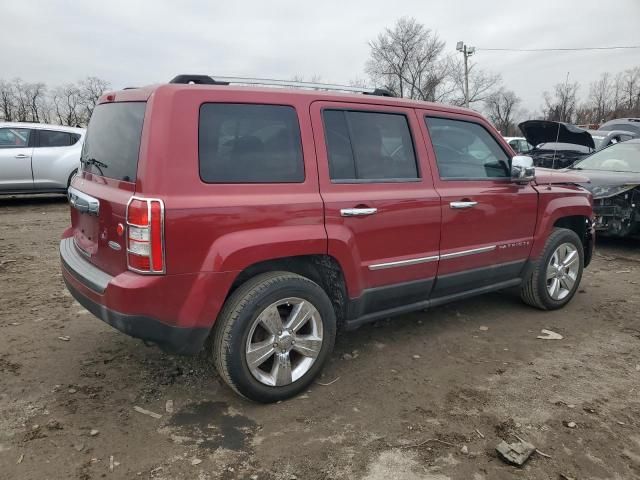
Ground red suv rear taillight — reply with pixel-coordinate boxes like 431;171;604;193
126;197;165;274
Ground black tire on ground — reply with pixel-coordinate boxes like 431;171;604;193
211;271;337;403
521;227;584;310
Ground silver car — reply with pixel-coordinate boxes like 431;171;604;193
0;122;85;194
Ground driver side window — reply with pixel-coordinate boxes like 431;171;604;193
425;117;510;180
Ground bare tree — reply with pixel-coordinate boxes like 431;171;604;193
52;84;83;126
542;81;580;123
484;88;521;135
10;79;50;123
588;72;612;123
0;80;16;121
611;71;625;115
78;76;110;122
366;17;449;100
621;66;640;114
447;58;501;107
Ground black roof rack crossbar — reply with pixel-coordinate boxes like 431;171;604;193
168;74;395;97
169;75;229;85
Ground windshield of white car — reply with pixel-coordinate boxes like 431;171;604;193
571;142;640;173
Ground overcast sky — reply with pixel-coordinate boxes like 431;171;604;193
3;0;639;114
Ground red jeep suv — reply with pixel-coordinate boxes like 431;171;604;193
61;75;594;402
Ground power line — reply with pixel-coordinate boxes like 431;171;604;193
478;45;640;52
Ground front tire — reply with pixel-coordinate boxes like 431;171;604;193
211;272;336;403
521;228;584;310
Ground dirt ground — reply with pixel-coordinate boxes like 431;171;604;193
1;195;640;480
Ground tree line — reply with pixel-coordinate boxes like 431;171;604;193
2;17;640;136
0;77;110;127
364;17;640;135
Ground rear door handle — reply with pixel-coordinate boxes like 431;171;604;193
340;207;378;217
450;201;478;209
14;153;30;159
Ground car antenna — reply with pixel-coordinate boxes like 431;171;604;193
550;71;570;184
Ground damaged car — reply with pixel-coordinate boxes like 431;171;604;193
570;139;640;237
519;120;595;169
587;129;638;150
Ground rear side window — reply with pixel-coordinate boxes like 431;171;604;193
38;130;75;147
199;104;304;183
323;110;418;182
81;102;146;182
0;127;30;148
425;117;509;180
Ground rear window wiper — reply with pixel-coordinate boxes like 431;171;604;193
81;157;108;169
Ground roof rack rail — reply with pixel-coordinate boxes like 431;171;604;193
168;74;395;97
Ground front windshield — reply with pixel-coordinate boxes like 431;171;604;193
572;142;640;172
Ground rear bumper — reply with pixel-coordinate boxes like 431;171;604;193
63;276;208;354
60;237;237;355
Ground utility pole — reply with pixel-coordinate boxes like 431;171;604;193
456;41;475;108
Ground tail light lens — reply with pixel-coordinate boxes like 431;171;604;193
126;197;165;274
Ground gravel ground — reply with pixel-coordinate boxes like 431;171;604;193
1;194;639;480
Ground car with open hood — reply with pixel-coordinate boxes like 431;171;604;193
587;129;638;150
569;138;640;237
599;117;640;136
519;120;595;169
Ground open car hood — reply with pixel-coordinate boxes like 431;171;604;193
519;120;595;150
533;168;590;186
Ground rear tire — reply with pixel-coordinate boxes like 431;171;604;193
211;272;336;403
67;169;78;190
521;228;584;310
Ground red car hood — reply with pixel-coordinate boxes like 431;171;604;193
534;168;590;186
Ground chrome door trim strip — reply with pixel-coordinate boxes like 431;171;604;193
440;245;496;260
369;255;439;271
368;245;496;270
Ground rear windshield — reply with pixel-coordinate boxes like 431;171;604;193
81;102;146;181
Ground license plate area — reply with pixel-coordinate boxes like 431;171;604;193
73;212;99;257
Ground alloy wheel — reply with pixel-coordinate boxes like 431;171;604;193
546;242;579;301
245;297;323;387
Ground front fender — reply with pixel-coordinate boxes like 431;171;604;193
531;185;593;258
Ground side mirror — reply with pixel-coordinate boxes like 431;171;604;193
511;155;535;183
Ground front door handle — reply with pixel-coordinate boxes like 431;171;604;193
14;153;31;159
340;207;378;217
450;201;478;209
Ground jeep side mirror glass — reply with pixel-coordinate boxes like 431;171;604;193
511;155;535;183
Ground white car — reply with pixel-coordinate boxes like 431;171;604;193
0;122;85;194
504;136;533;154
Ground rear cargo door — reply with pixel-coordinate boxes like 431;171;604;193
69;101;146;276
